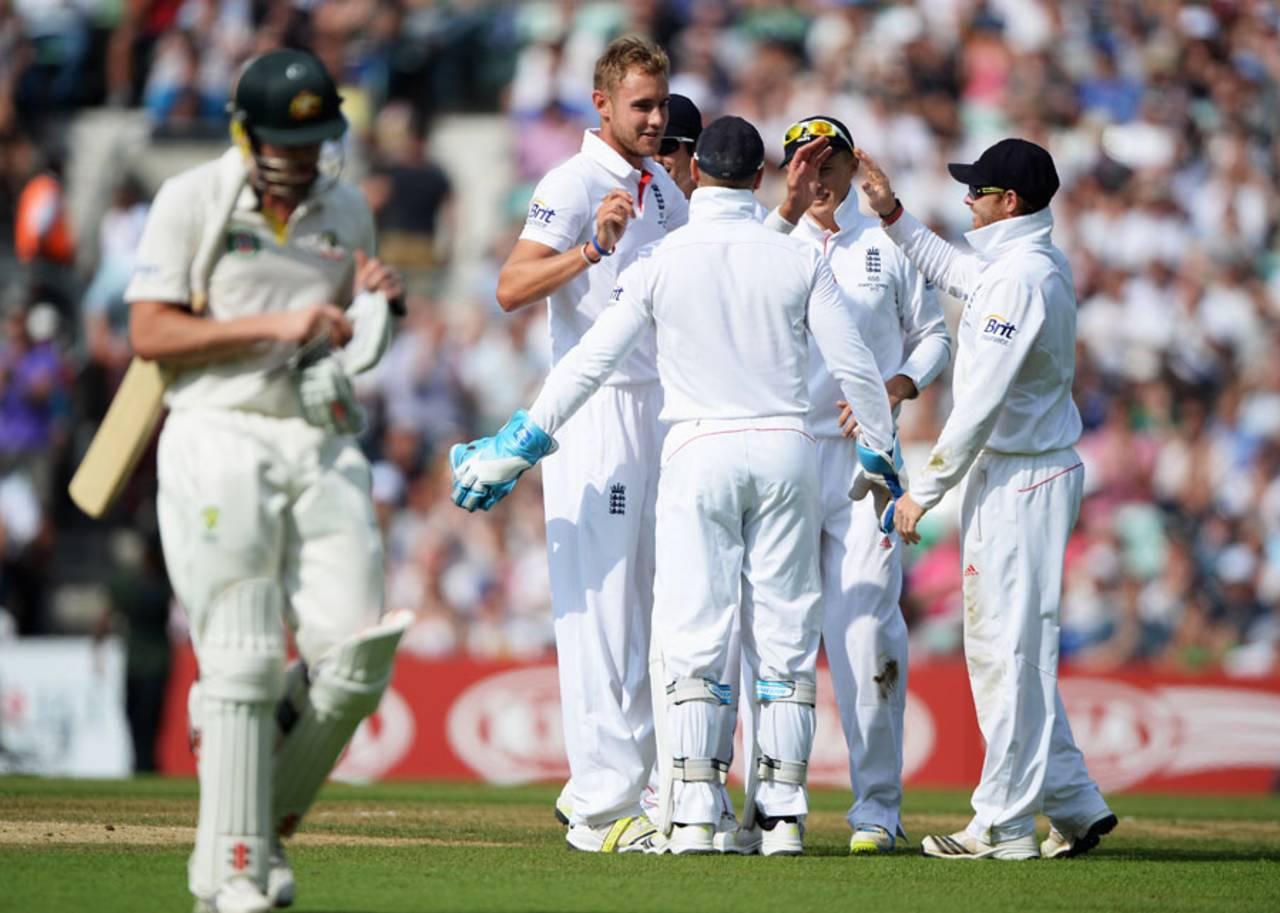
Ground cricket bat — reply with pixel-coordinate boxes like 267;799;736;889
68;358;168;518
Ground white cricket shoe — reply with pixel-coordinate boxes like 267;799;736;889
193;876;272;913
849;824;895;855
1041;813;1118;859
921;830;1038;860
553;792;572;826
566;815;665;854
266;840;294;908
668;823;716;855
713;814;762;855
759;816;804;857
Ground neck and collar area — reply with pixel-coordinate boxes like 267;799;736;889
964;206;1054;259
689;185;760;221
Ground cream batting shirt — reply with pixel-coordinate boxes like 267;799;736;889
884;207;1083;509
518;129;688;385
529;187;893;454
125;148;376;416
779;191;951;438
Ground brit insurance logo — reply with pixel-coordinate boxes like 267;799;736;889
527;198;556;225
980;312;1016;345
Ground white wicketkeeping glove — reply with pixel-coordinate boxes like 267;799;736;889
339;290;393;375
294;354;365;435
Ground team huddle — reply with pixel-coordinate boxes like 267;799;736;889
107;33;1118;913
450;36;1118;860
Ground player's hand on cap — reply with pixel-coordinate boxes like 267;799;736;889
594;189;635;253
276;303;353;348
856;148;897;218
449;410;559;512
780;137;832;222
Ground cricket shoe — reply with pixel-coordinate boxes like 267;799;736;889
921;830;1038;860
759;814;804;857
554;793;572;826
668;823;716;855
566;816;665;854
849;824;895;855
193;876;272;913
714;813;762;855
1041;813;1118;859
266;839;294;908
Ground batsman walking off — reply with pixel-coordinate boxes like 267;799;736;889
493;36;688;852
450;116;901;857
126;50;408;911
860;139;1117;860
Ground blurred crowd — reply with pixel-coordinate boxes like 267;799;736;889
1;1;1278;679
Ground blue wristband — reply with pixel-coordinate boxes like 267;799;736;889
591;234;613;257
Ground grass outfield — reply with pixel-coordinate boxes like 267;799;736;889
2;778;1279;913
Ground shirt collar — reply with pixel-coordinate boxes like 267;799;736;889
794;187;866;241
582;129;648;180
689;186;760;222
964;207;1054;260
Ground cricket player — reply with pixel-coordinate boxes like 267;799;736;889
653;94;702;198
494;36;688;853
763;116;951;854
451;116;901;857
126;50;407;911
859;139;1117;859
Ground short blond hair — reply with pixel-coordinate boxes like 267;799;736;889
593;36;670;94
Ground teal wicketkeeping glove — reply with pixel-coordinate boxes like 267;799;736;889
449;410;558;512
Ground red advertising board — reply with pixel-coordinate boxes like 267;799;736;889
157;647;1280;794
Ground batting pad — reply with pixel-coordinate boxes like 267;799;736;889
754;699;815;819
189;579;286;899
272;610;411;836
669;697;731;825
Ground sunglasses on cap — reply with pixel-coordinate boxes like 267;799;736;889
659;135;697;156
968;185;1007;198
783;118;853;150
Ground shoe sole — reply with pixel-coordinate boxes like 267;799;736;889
1057;814;1118;859
762;848;803;857
850;841;892;855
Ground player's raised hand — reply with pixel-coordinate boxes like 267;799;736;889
856;148;897;217
276;303;353;348
780;137;832;222
594;189;635;252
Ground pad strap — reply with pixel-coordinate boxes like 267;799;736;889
667;677;733;705
754;680;817;705
673;757;730;783
757;756;808;786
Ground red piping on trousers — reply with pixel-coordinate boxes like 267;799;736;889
667;427;816;460
1016;461;1083;493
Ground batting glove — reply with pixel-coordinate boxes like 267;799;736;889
449;410;558;512
295;355;365;436
854;440;904;534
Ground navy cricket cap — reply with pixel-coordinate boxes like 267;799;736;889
948;138;1060;211
780;115;854;167
694;116;765;181
663;94;703;147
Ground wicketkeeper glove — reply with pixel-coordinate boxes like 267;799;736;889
294;354;366;436
449;410;558;512
853;440;905;534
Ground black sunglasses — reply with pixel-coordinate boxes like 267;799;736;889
659;136;696;156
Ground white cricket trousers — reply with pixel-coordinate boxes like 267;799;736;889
542;382;664;827
157;408;383;898
815;437;908;836
960;447;1109;842
656;417;823;825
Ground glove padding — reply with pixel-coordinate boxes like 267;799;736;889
449;410;558;512
340;290;393;376
853;441;905;534
294;354;365;435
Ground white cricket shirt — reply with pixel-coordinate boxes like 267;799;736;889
125;149;376;416
529;187;894;454
518;129;688;385
884;207;1083;509
784;191;950;437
